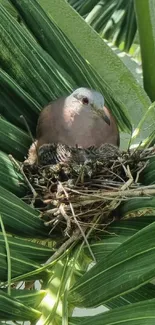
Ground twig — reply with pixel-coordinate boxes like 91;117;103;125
107;169;125;183
58;181;96;263
44;228;82;265
48;217;62;235
20;115;39;165
20;115;35;143
65;185;155;199
44;214;102;266
135;161;149;183
58;204;71;236
44;216;59;226
120;165;133;190
9;155;37;206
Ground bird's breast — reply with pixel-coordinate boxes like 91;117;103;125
62;108;107;148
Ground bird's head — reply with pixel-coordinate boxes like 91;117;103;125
71;87;110;125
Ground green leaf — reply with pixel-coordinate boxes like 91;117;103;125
0;117;31;160
141;157;155;185
0;68;40;131
120;197;155;219
0;186;49;237
9;0;131;135
8;288;46;308
0;233;52;281
104;40;143;86
0;0;18;19
84;218;155;309
106;283;155;309
0;3;74;107
69;221;155;307
38;0;154;144
1;0;155;323
70;0;99;17
87;217;153;261
69;299;155;325
71;0;137;52
0;289;41;321
0;150;26;196
135;0;155;101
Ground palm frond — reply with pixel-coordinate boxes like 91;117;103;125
0;0;155;324
68;0;137;52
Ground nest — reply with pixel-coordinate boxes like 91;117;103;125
22;143;155;250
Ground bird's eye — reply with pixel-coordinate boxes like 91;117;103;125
82;97;89;105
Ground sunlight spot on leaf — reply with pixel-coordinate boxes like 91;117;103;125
132;128;140;138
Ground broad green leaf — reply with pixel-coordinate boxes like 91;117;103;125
135;0;155;101
1;1;155;324
104;40;143;86
0;289;41;321
70;0;137;52
122;0;137;52
106;283;155;309
85;0;117;30
69;299;155;325
0;0;17;18
5;236;52;262
7;289;46;308
0;150;26;196
38;0;155;144
37;249;86;325
0;186;50;237
141;157;155;185
84;218;155;308
0;249;41;282
86;217;154;261
0;233;52;281
68;0;99;17
9;0;132;135
0;3;74;107
0;117;31;159
0;68;40;131
69;221;155;307
120;197;155;219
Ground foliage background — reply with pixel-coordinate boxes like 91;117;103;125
0;0;155;324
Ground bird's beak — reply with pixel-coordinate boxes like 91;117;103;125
102;111;110;125
92;104;110;125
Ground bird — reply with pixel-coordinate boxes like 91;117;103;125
25;87;120;165
38;143;120;166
